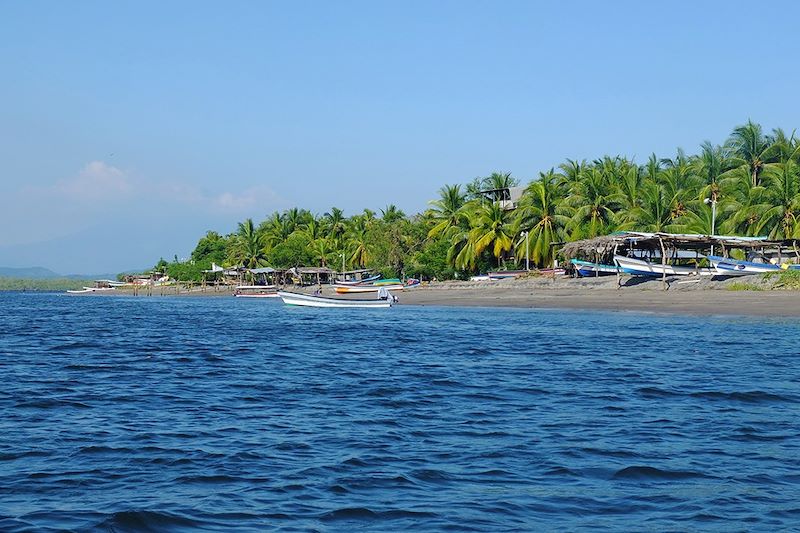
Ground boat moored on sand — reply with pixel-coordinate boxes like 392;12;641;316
570;259;619;277
614;255;714;276
234;285;279;298
708;255;799;275
334;283;405;294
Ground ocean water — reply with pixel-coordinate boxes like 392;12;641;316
1;292;799;532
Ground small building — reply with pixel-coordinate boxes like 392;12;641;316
479;186;525;210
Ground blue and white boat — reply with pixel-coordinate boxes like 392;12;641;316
708;255;798;275
570;259;619;276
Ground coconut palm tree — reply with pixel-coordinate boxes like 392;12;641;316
309;237;333;267
627;182;675;232
726;120;777;188
752;160;800;239
428;184;467;238
514;169;566;266
380;204;406;223
347;216;371;267
231;218;267;268
261;212;292;249
562;167;621;239
466;201;514;268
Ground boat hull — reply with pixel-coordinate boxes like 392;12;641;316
278;291;392;308
614;255;714;276
334;284;404;293
708;256;788;275
334;274;381;285
571;259;619;276
487;270;527;280
234;285;279;297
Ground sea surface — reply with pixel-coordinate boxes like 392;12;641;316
1;292;799;532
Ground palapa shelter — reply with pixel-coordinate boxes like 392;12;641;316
336;269;375;283
248;267;280;286
287;266;335;286
559;231;798;267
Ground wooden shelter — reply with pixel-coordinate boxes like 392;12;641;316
558;231;800;287
559;232;794;265
287;266;335;286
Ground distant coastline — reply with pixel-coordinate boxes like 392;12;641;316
0;277;89;291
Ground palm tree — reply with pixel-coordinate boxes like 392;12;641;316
514;170;566;266
562;167;621;239
616;164;645;226
347;223;370;267
231;218;267;268
627;182;675;232
428;184;466;238
285;207;312;234
659;150;702;220
726;120;777;188
466;202;514;268
753;161;800;239
694;142;732;204
261;212;292;249
718;170;767;236
380;204;406;223
309;237;332;267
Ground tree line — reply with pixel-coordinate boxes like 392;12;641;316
154;121;800;281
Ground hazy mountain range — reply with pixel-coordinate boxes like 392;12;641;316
0;266;138;280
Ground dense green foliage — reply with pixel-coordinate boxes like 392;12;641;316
0;277;87;291
156;121;800;280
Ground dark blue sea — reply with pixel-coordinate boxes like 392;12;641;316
1;292;799;532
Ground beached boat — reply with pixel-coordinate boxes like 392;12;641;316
614;255;714;276
487;270;527;280
335;274;381;285
571;259;619;276
66;286;116;294
333;283;405;294
707;256;798;275
372;278;401;286
234;285;279;298
278;291;393;308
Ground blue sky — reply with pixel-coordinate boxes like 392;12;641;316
2;1;800;273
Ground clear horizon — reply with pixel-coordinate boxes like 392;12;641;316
2;1;800;273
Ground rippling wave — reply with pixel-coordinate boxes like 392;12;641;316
1;292;799;531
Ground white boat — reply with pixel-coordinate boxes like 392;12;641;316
278;291;393;308
333;283;404;294
614;255;714;276
708;255;794;275
66;286;116;294
234;285;279;298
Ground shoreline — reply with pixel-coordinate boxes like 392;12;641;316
52;277;800;318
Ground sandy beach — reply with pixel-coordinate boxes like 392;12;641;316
400;283;800;317
103;276;800;318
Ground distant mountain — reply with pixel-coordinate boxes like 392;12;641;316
0;266;63;279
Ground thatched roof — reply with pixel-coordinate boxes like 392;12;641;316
560;234;628;260
559;232;785;260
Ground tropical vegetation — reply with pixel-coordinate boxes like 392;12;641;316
152;121;800;281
